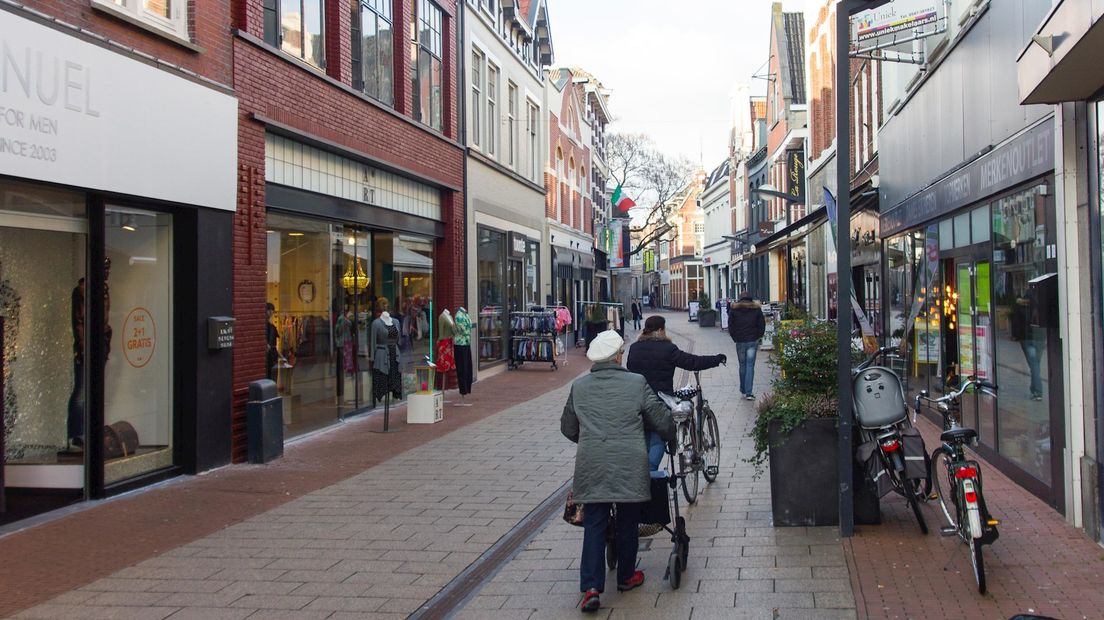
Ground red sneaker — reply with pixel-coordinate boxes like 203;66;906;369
579;588;601;612
617;570;645;592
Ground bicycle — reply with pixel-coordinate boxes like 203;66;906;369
658;370;721;505
916;378;1001;594
853;346;931;535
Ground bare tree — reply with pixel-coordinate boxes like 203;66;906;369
606;133;695;258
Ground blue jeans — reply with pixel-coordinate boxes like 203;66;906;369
646;431;665;472
735;340;759;395
1020;339;1043;397
580;501;641;592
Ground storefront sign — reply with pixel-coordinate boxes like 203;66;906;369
0;11;237;210
882;119;1054;236
853;0;940;42
123;307;156;368
265;134;441;221
207;316;236;350
508;232;527;259
786;150;805;201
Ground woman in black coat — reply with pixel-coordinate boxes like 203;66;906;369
626;315;726;469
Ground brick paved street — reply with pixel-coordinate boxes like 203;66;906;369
4;311;1103;620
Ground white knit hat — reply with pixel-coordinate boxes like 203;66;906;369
586;330;625;362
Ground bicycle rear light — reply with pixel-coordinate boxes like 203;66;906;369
955;466;978;479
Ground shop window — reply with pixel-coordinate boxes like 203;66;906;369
992;185;1053;483
971;206;990;245
0;182;88;505
477;227;505;365
411;0;444;131
103;206;174;484
954;212;971;248
939;219;953;251
351;0;394;106
93;0;190;42
264;0;326;68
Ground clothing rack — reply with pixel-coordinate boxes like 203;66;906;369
507;308;558;371
574;301;625;347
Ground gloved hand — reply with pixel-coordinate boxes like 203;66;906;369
718;354;727;366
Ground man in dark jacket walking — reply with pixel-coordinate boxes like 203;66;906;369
630;300;643;330
728;293;766;400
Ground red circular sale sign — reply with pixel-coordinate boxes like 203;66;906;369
123;307;156;368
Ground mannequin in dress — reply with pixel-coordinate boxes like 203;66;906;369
453;307;473;403
435;309;456;392
371;311;402;401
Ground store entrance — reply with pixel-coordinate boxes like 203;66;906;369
1;182;89;525
941;257;997;444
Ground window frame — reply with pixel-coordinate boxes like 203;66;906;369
351;0;394;105
527;99;539;181
471;49;483;148
92;0;190;41
507;81;518;168
486;63;499;157
411;0;444;131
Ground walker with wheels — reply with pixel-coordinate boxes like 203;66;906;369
604;439;690;589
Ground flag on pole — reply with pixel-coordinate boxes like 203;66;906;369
612;185;636;212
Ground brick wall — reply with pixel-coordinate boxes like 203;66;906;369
231;0;464;462
19;0;233;88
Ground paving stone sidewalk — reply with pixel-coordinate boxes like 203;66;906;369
453;318;857;620
10;376;582;620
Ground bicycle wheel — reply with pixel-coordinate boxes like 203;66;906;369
902;476;929;535
677;422;699;504
700;407;721;483
969;535;986;594
929;447;957;529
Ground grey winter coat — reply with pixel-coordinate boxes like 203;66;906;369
560;363;676;504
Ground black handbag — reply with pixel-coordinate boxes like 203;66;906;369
562;490;584;526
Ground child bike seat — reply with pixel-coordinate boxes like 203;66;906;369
941;427;977;444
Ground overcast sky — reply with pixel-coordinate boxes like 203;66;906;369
548;0;810;170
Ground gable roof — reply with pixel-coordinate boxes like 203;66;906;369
704;159;731;191
782;12;806;104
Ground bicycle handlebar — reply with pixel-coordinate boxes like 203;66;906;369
853;346;900;372
915;377;999;408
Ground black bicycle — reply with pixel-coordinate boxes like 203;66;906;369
853;346;931;534
916;378;1001;594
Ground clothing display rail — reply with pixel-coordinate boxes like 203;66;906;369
507;309;558;371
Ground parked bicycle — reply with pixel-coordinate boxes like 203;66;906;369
853;346;931;535
916;378;1001;594
657;370;720;504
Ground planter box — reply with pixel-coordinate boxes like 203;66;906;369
767;418;879;526
584;321;609;350
698;310;717;327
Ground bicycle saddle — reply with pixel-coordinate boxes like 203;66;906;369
941;427;977;444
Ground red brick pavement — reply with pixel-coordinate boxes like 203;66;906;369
845;415;1104;620
0;349;590;618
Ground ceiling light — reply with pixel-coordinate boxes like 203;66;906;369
121;215;137;232
288;232;305;237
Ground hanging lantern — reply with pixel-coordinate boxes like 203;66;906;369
342;259;370;293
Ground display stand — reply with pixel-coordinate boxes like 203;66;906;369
507;309;558;371
370;393;401;433
408;392;444;423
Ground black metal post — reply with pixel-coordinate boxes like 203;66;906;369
836;0;856;538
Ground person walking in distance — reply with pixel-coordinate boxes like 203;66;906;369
630;299;643;330
561;330;675;613
727;293;766;400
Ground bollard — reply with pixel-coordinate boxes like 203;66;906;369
247;379;284;464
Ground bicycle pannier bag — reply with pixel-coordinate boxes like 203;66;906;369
856;440;894;498
901;426;928;480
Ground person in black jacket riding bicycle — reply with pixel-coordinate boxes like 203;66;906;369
626;315;726;469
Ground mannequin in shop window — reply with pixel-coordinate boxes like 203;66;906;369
336;305;356;376
453;307;474;404
266;303;279;381
436;309;456;390
371;311;402;402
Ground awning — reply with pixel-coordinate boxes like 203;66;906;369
752;206;827;256
393;245;433;273
1017;0;1104;104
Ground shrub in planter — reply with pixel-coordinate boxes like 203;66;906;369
697;292;717;327
584;305;609;350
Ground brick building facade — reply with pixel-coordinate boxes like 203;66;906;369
230;0;464;460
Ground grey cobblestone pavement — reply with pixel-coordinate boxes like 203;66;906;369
10;313;855;620
453;317;856;620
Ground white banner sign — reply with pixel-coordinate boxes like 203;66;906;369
853;0;940;42
0;11;237;210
